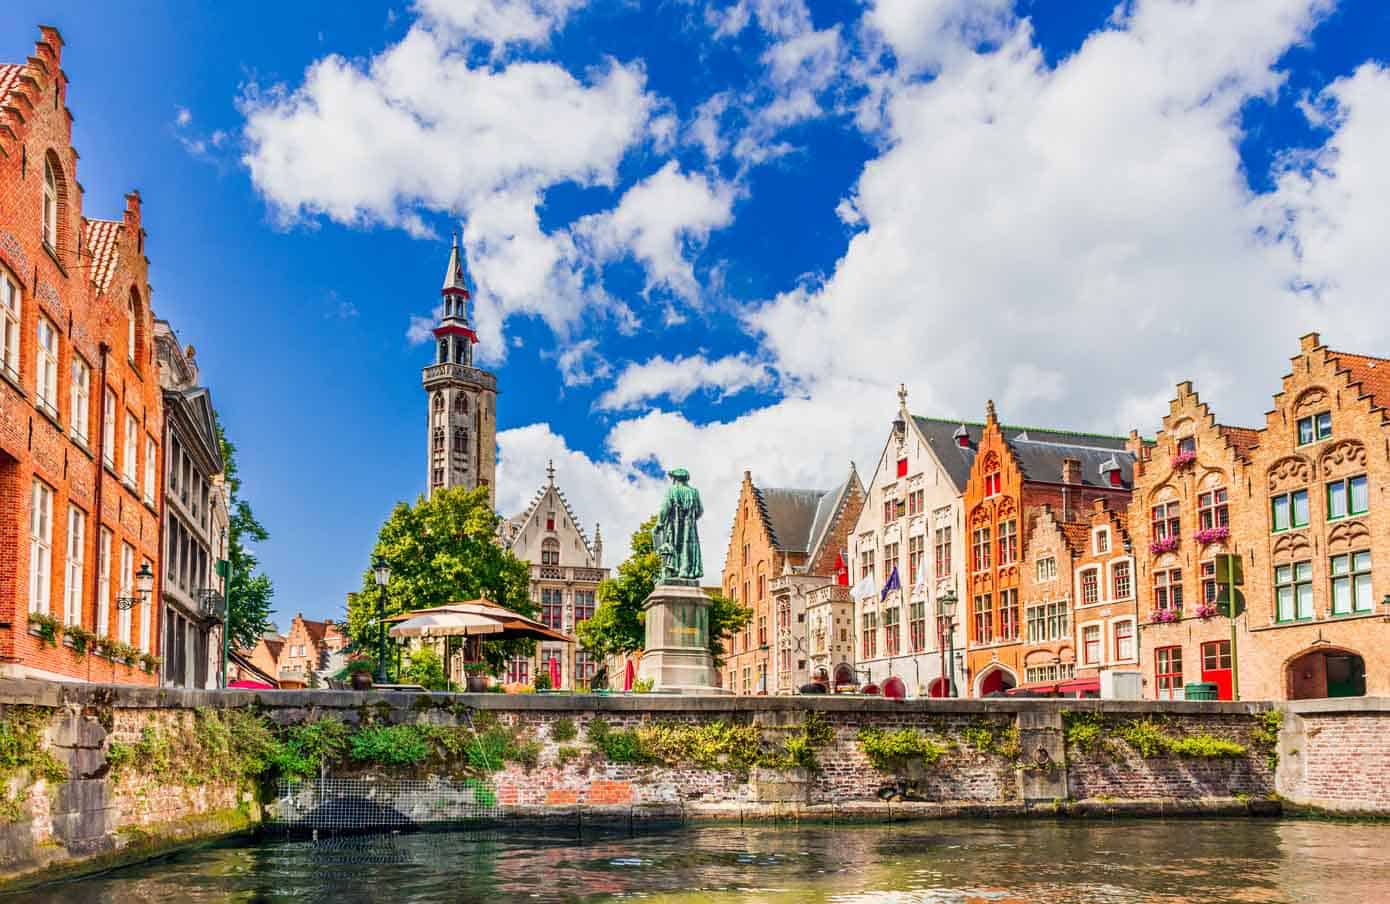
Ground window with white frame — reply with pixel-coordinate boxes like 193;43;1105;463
36;316;58;416
1093;528;1109;554
65;506;85;627
43;156;58;249
119;543;134;643
123;412;138;482
1082;624;1101;664
126;296;137;363
1330;550;1372;615
70;356;90;444
1036;556;1056;582
1080;568;1099;605
1;269;19;380
97;528;112;637
29;480;54;614
144;436;157;505
1113;619;1135;660
1275;561;1313;622
102;391;116;467
998;519;1018;565
1106;561;1129;600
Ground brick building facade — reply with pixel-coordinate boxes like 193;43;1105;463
962;402;1137;696
0;28;164;684
1130;382;1257;700
722;469;861;694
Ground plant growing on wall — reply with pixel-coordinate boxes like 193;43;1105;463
856;727;946;772
65;624;94;655
26;611;61;647
0;707;69;823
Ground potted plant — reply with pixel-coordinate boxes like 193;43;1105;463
534;670;553;693
463;661;490;692
140;653;161;674
345;659;376;690
66;624;94;656
27;611;61;647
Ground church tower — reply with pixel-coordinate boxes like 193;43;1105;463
424;234;498;506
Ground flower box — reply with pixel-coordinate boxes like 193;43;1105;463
1194;604;1219;620
1194;526;1229;545
1150;608;1181;624
1171;450;1197;468
1149;536;1179;555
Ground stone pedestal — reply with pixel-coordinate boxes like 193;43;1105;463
637;583;730;694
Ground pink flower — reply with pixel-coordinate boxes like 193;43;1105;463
1150;608;1181;624
1172;450;1197;468
1195;604;1219;620
1194;526;1230;545
1149;536;1179;555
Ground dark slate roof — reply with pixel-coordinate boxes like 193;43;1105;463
756;486;831;554
805;469;861;564
912;416;1135;490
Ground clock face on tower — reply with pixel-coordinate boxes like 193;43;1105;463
423;234;496;507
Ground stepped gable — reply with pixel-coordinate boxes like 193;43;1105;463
1217;425;1260;462
84;217;123;292
1327;348;1390;418
804;465;861;565
0;27;64;157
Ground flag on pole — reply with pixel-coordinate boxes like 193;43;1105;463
851;574;874;600
881;566;901;601
912;560;927;592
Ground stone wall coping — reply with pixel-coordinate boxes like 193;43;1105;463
0;678;1282;716
1279;696;1390;716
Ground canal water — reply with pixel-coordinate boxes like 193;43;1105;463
14;819;1390;903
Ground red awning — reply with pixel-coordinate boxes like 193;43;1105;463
1058;678;1101;694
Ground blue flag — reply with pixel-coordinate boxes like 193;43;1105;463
880;565;901;601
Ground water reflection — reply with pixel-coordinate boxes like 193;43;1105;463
15;819;1390;903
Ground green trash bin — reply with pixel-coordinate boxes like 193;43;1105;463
1184;682;1219;701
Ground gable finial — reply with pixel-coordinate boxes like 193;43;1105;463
897;383;908;409
546;459;555;485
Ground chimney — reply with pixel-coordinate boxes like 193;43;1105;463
1061;457;1081;521
1300;332;1322;353
1061;458;1081;485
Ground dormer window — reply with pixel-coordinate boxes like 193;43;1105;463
953;424;969;448
1297;412;1331;446
984;472;1001;497
546;511;556;532
1093;528;1110;555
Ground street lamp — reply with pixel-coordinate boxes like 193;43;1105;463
373;557;391;684
938;589;958;698
116;562;155;610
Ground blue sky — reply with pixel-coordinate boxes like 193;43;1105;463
4;0;1388;629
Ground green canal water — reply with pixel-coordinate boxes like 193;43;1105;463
15;819;1390;903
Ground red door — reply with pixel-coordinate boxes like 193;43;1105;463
1201;641;1233;700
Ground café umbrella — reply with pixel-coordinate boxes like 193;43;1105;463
386;600;575;687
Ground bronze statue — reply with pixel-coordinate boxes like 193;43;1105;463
652;468;703;583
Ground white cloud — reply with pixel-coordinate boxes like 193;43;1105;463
576;161;735;302
414;0;587;47
551;338;611;387
175;106;192;126
596;353;775;410
406;307;442;344
864;0;1014;74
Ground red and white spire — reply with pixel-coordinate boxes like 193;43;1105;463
441;231;470;301
434;232;478;350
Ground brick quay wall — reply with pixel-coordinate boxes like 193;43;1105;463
0;679;1383;888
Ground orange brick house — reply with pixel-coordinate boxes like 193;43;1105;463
1238;334;1390;699
721;470;861;694
276;613;347;688
0;28;165;684
1069;499;1138;689
963;402;1138;696
1130;382;1258;700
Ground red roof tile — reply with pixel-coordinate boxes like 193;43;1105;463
1330;350;1390;414
84;218;122;292
1218;426;1260;462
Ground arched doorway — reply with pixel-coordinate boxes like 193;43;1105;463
927;677;949;698
976;666;1017;697
1287;647;1366;699
833;663;855;688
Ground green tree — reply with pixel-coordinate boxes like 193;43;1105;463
348;487;534;672
401;645;448;690
578;517;750;667
218;423;275;651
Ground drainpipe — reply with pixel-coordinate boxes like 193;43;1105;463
89;343;110;684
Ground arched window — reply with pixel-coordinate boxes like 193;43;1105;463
454;394;468;414
432;392;445;427
541;538;560;566
126;292;138;362
433;427;445;452
43;156;58;249
453;427;468;452
0;266;19;379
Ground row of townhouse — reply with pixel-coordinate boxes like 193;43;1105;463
0;27;229;688
722;333;1390;701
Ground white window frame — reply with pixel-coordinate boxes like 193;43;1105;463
36;315;58;415
102;390;116;468
29;480;54;615
123;411;138;482
126;296;137;363
144;436;157;505
1093;527;1110;555
1081;622;1101;665
43;156;58;249
0;268;19;380
1112;617;1136;662
1036;556;1056;582
65;505;85;627
70;356;90;444
119;543;134;643
97;527;112;637
1079;566;1101;605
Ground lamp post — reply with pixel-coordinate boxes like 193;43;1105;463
939;589;958;697
116;562;155;611
373;557;391;684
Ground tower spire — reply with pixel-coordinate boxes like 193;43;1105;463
442;231;469;298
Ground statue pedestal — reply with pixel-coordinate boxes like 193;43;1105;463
638;583;730;695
